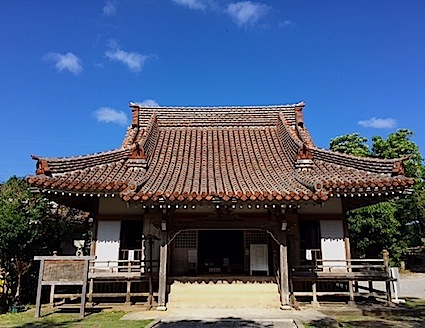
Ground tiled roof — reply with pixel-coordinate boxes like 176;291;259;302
27;103;414;203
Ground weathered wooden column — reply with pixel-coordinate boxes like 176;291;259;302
383;249;392;303
157;242;168;310
157;211;169;311
279;231;290;309
344;218;355;306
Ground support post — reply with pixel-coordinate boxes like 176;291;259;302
35;259;45;318
88;278;94;303
126;280;131;305
383;249;392;303
157;243;168;311
279;233;290;309
79;258;90;319
50;284;55;306
311;281;319;307
348;280;355;305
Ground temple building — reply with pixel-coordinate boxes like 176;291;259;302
27;102;414;309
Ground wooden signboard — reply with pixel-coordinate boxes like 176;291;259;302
250;244;269;275
34;256;94;318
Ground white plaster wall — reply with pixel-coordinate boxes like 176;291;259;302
95;220;121;268
298;198;343;215
98;197;145;215
320;220;346;268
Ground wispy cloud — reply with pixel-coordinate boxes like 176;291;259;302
103;0;117;16
93;107;128;126
44;52;83;75
278;20;292;28
133;99;160;107
358;117;397;129
172;0;208;10
105;47;149;72
226;1;271;27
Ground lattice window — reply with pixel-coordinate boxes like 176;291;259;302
174;230;197;248
245;230;268;245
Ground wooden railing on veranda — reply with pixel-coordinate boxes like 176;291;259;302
289;250;394;306
86;259;159;307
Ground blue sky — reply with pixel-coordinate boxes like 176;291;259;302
1;0;424;182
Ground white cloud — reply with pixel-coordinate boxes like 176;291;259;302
44;52;83;75
227;1;270;27
133;99;160;107
358;117;397;129
278;20;292;28
105;48;148;72
172;0;208;10
93;107;128;126
103;0;117;16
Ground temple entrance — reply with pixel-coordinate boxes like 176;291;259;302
198;230;244;274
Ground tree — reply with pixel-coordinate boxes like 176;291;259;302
348;201;405;261
372;129;424;178
330;133;370;157
330;129;425;265
372;129;425;248
0;176;88;307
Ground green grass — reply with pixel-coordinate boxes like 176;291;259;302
0;309;154;328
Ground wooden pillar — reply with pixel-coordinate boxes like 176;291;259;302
311;281;319;307
126;280;132;305
279;232;290;309
79;258;90;319
383;249;392;302
50;284;55;306
35;259;45;318
88;278;94;303
343;216;355;305
157;243;168;311
148;275;153;309
348;280;355;305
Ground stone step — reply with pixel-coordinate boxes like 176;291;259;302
167;281;281;309
170;281;279;292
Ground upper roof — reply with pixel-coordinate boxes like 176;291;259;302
27;102;414;204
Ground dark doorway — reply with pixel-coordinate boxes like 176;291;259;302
120;220;143;260
198;230;244;274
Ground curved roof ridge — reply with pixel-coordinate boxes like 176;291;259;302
30;147;130;174
31;146;129;163
310;147;404;174
276;112;303;154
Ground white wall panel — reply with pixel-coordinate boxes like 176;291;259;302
95;220;121;267
320;220;346;268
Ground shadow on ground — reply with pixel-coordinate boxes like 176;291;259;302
312;297;425;328
153;317;295;327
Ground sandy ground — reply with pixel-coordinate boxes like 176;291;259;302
356;272;425;300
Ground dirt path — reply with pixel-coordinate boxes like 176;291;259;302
399;272;425;300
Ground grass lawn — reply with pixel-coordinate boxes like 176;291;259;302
0;308;154;328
